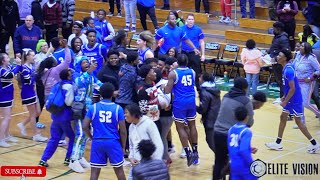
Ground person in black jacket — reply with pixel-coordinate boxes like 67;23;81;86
197;72;221;153
1;0;20;53
132;139;170;180
269;21;290;103
97;49;122;95
31;0;44;32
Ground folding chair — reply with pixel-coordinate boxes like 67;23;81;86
127;33;140;52
201;42;221;73
214;44;240;78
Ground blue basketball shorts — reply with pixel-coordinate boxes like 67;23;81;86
172;106;197;124
282;102;304;117
90;139;124;168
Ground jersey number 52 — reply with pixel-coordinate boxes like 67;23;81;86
99;111;112;123
181;75;192;86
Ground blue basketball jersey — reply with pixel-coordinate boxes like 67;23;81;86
52;48;75;65
172;67;196;109
282;63;303;104
85;99;125;140
228;123;254;175
138;47;151;64
82;43;107;74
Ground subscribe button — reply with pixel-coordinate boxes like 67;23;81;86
1;166;46;177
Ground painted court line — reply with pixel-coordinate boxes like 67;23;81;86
253;134;308;145
265;146;307;163
11;111;28;117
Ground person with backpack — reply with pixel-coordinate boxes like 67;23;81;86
38;69;75;167
68;55;102;173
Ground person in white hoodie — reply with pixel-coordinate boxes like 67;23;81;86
125;103;164;180
241;39;264;96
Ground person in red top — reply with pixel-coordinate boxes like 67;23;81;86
43;0;62;44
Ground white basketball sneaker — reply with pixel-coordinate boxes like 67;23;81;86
79;157;91;168
69;160;85;173
265;142;283;151
32;134;48;142
180;149;187;158
307;144;320;154
6;135;18;143
0;139;11;148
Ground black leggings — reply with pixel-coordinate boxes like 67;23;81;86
281;20;296;51
137;3;159;30
213;132;228;180
36;79;45;123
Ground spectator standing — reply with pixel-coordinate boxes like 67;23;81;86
70;37;83;57
132;140;169;180
181;14;205;90
240;0;255;18
94;9;115;50
219;0;232;23
155;14;200;56
123;0;137;32
137;0;160;31
13;15;43;58
1;0;20;52
17;0;34;25
31;0;44;33
241;39;263;95
213;77;254;180
161;0;170;10
195;0;210;14
60;0;75;39
298;24;319;46
269;21;290;104
197;72;220;153
97;49;122;91
67;21;88;47
107;0;122;17
125;103;164;179
43;0;63;44
276;0;298;51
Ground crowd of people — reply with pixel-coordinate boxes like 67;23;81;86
1;0;320;180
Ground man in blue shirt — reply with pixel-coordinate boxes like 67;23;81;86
165;54;199;166
83;82;127;180
155;13;200;56
181;14;205;90
265;49;320;153
228;106;257;180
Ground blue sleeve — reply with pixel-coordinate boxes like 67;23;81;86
101;45;107;59
21;66;31;84
155;28;164;40
285;67;295;82
239;129;253;165
13;28;21;54
85;104;94;120
118;106;125;121
198;28;204;40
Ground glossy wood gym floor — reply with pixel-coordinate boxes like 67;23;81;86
1;82;319;180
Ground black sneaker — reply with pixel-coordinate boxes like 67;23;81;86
64;158;70;165
38;160;49;167
187;152;196;167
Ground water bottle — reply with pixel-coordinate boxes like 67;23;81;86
224;71;229;83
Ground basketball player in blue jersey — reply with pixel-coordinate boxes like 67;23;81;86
51;37;75;65
83;82;127;180
82;29;107;75
228;106;257;180
265;49;320;153
165;54;199;166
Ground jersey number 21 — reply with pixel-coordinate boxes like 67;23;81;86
181;75;192;86
99;111;112;123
